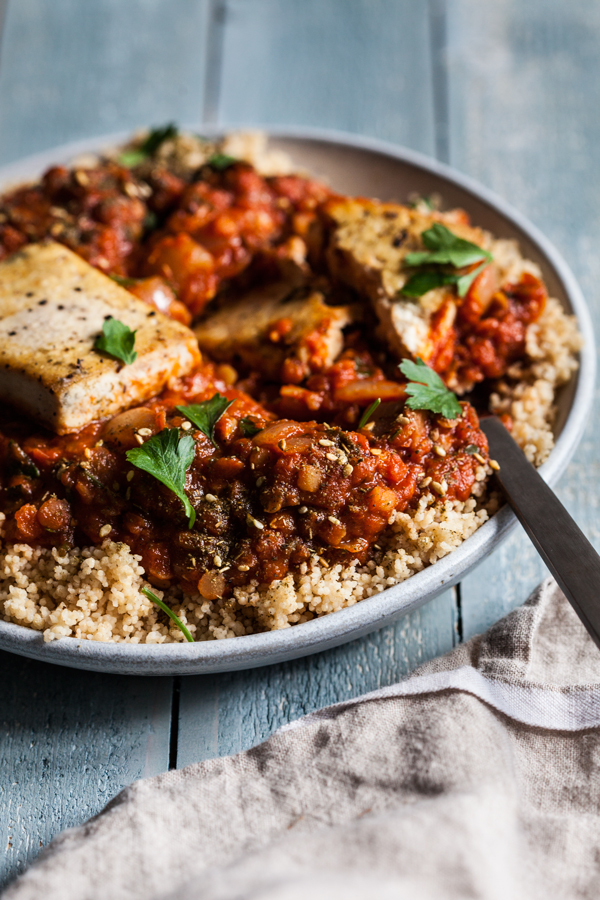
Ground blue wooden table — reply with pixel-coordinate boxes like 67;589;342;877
1;0;598;888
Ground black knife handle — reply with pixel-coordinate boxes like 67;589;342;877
481;416;600;651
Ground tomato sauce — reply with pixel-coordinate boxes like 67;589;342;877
0;151;510;596
0;362;487;595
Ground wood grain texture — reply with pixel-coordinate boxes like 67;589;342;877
0;0;217;884
0;0;211;164
445;0;600;639
0;652;172;890
216;0;436;152
177;589;458;767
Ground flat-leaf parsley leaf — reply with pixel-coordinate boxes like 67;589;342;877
399;358;462;419
118;123;178;167
207;153;238;171
401;223;492;299
94;317;137;365
142;587;194;642
126;428;196;528
176;394;234;447
239;417;262;437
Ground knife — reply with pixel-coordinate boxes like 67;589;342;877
481;416;600;651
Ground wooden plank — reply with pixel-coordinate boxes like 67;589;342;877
0;0;214;884
0;652;172;890
216;0;436;152
177;589;457;767
175;0;461;768
0;0;211;164
445;0;600;638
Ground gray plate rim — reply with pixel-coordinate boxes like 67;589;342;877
0;125;594;675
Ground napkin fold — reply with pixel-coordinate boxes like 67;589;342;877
6;578;600;900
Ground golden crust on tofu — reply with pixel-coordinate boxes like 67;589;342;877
195;282;353;380
0;242;200;433
323;197;490;364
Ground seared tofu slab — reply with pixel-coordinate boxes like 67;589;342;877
195;282;353;380
0;242;200;433
323;197;490;365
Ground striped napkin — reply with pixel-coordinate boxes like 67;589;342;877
6;578;600;900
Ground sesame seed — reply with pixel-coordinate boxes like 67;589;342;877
431;480;447;496
430;429;440;441
396;415;409;425
278;439;287;451
256;476;266;487
328;515;341;526
84;448;91;459
205;493;217;503
474;452;486;465
134;433;145;445
489;459;500;471
214;555;222;567
238;564;250;572
298;506;308;514
125;487;131;500
371;448;383;456
181;420;192;430
434;444;446;457
362;421;375;432
326;452;337;462
319;439;334;447
126;470;135;481
343;464;354;477
99;524;111;537
420;476;432;487
74;169;89;186
95;440;104;447
112;482;119;491
137;427;152;437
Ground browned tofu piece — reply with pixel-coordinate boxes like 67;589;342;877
195;282;353;380
323;197;490;365
0;242;200;433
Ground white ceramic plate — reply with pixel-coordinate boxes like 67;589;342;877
0;127;594;675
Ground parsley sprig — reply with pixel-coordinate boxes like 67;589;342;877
126;428;196;528
399;358;462;419
401;223;492;299
94;317;137;365
176;394;233;447
142;587;194;642
119;123;178;167
207;153;238;171
239;417;262;437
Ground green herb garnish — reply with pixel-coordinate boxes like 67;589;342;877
176;394;233;447
207;153;238;171
109;274;137;289
358;398;381;429
94;317;137;365
401;223;492;299
399;358;462;419
239;417;262;437
464;444;480;455
409;194;435;210
142;587;194;642
118;123;178;167
126;428;196;528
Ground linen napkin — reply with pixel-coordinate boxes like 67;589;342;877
6;577;600;900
